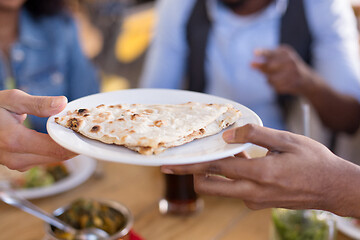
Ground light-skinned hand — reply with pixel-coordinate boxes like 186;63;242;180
0;89;76;171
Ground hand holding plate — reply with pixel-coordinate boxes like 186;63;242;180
0;89;76;170
162;124;360;218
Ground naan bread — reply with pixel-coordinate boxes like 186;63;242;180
55;102;241;155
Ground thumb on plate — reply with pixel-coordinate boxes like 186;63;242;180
0;89;67;117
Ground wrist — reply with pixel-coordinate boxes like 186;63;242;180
299;70;323;97
325;157;360;217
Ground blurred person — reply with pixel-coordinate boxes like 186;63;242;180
0;0;100;133
161;123;360;218
0;0;99;170
140;0;360;133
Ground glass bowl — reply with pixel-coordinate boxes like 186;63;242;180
270;209;336;240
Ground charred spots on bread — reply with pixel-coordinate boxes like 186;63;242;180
53;102;242;156
110;104;122;109
120;135;128;142
154;120;163;127
67;118;82;131
131;114;139;120
98;112;110;118
138;146;152;155
138;137;148;144
91;125;101;133
96;104;105;108
219;119;230;128
144;109;154;114
77;109;89;116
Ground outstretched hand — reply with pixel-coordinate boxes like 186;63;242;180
161;124;360;218
0;89;76;171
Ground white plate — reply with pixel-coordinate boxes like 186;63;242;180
334;216;360;240
15;156;96;199
47;89;262;166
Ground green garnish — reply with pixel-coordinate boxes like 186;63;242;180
272;209;330;240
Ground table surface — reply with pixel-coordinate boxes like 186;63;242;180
0;160;353;240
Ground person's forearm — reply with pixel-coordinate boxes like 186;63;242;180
324;157;360;217
302;74;360;133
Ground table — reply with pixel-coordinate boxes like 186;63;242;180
0;161;353;240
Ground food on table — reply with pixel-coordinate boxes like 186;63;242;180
0;163;69;189
272;209;331;240
55;102;241;155
45;164;70;182
22;167;55;188
52;199;126;240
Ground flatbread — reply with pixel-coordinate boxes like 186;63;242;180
54;102;241;155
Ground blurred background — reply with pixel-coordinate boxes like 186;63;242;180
68;0;156;92
68;0;360;166
2;1;360;239
70;0;360;90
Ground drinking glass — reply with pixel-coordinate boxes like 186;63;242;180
158;174;203;215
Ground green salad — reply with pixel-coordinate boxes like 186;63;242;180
272;209;330;240
23;164;69;188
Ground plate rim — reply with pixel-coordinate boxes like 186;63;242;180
47;89;263;166
334;215;360;239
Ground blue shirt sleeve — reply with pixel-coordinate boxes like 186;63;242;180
139;0;196;89
27;16;100;133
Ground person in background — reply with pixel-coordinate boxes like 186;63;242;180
161;123;360;218
0;0;100;133
140;0;360;133
144;0;360;216
0;0;99;170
